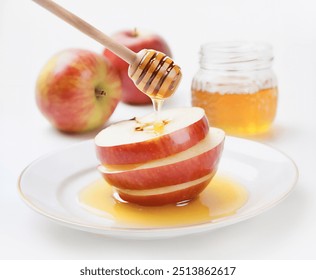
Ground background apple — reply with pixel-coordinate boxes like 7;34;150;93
36;49;122;133
103;29;172;105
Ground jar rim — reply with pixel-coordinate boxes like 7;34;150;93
200;41;274;70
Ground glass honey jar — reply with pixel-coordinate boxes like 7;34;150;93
191;42;278;136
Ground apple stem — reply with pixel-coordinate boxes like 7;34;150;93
95;88;107;98
132;27;139;37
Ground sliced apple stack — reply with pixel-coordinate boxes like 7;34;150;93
95;107;225;206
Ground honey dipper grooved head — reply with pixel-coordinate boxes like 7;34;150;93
128;49;182;99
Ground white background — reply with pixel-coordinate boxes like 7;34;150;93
0;0;315;259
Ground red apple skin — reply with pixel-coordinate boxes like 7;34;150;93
103;29;172;104
117;179;212;206
100;139;224;190
96;115;209;165
36;49;122;133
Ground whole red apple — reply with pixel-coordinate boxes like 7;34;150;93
36;49;122;133
103;29;172;105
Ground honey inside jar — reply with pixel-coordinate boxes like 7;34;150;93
192;41;278;136
192;87;278;135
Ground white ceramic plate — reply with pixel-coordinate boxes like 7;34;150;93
18;137;298;239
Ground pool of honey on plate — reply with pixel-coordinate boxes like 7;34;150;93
78;176;248;227
192;87;278;136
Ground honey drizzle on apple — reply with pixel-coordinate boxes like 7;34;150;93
134;50;173;135
152;98;164;113
152;98;165;134
78;176;248;227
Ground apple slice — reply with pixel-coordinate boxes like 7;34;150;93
117;174;214;206
98;129;224;190
95;107;209;165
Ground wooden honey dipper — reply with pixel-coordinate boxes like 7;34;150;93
32;0;182;101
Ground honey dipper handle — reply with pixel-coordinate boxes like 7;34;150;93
32;0;136;64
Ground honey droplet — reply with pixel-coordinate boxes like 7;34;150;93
153;121;165;134
152;98;164;113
